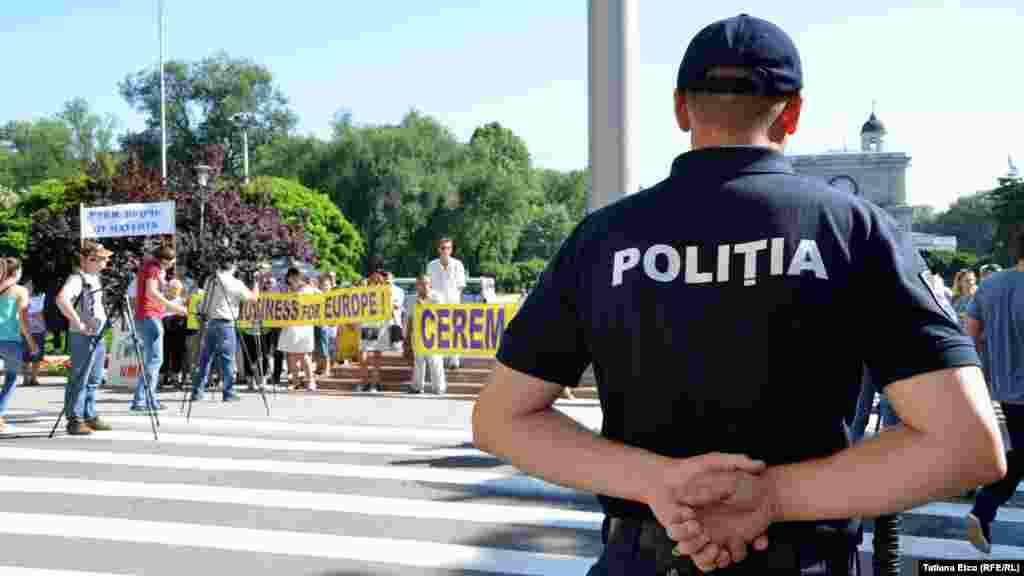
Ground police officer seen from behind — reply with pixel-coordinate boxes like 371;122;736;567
473;14;1005;576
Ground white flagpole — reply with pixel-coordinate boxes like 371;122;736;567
159;0;167;183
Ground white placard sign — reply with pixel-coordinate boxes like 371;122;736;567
80;201;176;239
108;320;142;389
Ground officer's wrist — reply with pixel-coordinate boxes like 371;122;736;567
640;453;678;507
762;466;786;524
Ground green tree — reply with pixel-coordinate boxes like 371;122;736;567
916;192;997;258
989;175;1024;264
0;184;28;257
0;183;17;210
0;147;15;188
254;110;586;284
515;203;573;261
921;250;980;284
538;168;588;224
1;176;95;267
446;122;533;275
24;146;316;296
95;113;120;154
0;119;80;188
304;111;463;277
119;52;298;181
253;134;326;182
243;176;364;281
59;98;101;164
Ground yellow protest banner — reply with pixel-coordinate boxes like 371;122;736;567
411;303;519;357
187;285;391;329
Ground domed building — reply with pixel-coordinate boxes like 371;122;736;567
788;105;956;252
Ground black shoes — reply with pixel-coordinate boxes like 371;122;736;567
967;512;992;554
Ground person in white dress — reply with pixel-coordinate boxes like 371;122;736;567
277;267;317;391
358;271;404;392
426;238;467;369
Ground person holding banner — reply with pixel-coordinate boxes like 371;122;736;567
314;272;337;378
239;273;272;392
358;272;397;393
405;275;445;395
132;246;188;412
427;238;466;370
57;241;113;435
159;274;188;390
277;267;317;392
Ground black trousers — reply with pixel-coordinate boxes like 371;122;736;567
973;402;1024;525
587;518;858;576
160;317;188;376
240;331;273;378
261;329;284;383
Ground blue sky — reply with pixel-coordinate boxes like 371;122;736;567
3;1;1021;210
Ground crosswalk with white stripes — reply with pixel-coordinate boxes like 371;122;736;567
0;410;1021;575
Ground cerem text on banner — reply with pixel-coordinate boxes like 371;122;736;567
411;303;519;357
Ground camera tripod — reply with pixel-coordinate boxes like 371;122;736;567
49;288;160;440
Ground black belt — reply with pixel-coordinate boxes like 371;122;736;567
606;517;857;576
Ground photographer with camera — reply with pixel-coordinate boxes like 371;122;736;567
189;259;260;403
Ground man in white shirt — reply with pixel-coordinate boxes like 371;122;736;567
57;240;113;435
426;238;467;369
190;261;259;402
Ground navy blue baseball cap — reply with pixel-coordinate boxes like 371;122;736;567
677;14;802;96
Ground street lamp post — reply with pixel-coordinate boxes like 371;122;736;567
231;112;255;185
242;129;249;185
195;164;211;246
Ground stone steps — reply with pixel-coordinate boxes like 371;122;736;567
323;352;598;398
312;377;599;400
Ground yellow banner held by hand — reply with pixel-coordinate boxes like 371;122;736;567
411;303;519;357
187;285;392;329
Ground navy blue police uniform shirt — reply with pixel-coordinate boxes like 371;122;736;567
496;146;979;539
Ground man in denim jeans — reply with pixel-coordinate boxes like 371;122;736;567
132;245;188;412
189;260;259;403
57;241;113;436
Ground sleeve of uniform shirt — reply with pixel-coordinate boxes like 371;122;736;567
852;205;979;388
496;224;592;388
